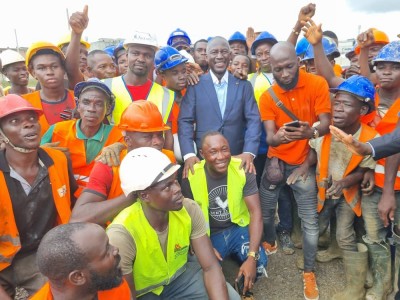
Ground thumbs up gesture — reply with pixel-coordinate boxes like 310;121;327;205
69;5;89;35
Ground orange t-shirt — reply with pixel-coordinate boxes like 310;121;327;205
259;70;331;165
30;279;131;300
333;64;343;77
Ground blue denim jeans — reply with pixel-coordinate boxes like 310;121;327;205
260;160;319;271
210;225;268;279
318;196;357;251
276;185;295;233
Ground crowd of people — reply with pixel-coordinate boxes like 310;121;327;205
0;2;400;300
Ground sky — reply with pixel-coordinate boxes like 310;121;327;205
1;0;399;49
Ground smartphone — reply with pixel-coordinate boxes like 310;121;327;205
284;120;300;132
235;275;245;295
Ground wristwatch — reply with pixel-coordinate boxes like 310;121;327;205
247;251;260;261
311;127;320;139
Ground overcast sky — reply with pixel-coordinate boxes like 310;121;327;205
1;0;399;49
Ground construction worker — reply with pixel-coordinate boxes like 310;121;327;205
303;23;398;299
70;100;175;226
0;49;34;95
22;41;76;136
288;75;379;299
167;28;192;52
228;31;249;58
31;222;131;299
40;78;123;196
107;147;238;299
181;131;267;298
0;95;76;299
86;50;117;79
102;31;174;150
114;41;128;75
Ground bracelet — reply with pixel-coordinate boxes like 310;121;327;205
292;28;300;36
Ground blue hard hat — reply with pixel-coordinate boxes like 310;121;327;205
251;31;278;55
113;41;125;59
103;45;116;59
302;37;341;61
372;41;400;65
329;75;375;112
295;37;310;57
167;28;191;46
228;31;246;44
154;46;188;72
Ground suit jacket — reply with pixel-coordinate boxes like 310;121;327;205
178;72;261;156
369;126;400;160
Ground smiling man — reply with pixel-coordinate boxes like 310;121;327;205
41;78;123;196
0;95;76;299
181;131;267;298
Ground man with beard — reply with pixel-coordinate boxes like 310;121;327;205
0;95;76;299
31;222;131;299
258;41;331;300
178;36;261;179
102;31;174;151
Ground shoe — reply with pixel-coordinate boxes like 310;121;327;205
303;271;319;300
277;230;295;255
240;291;254;300
262;241;277;255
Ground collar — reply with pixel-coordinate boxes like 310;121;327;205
274;68;306;94
210;70;229;85
0;148;54;172
76;119;105;142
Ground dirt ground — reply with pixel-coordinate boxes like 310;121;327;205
223;247;396;300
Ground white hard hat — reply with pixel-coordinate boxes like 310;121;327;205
0;49;25;69
120;147;180;196
173;133;197;164
123;31;158;51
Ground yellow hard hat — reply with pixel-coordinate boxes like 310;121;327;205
25;41;66;68
57;33;90;50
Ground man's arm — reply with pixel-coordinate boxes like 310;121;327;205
70;191;134;224
369;127;400;160
65;6;87;89
302;19;344;88
191;235;229;300
237;192;263;294
123;273;136;300
242;81;261;155
287;3;316;46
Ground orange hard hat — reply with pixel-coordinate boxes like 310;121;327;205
0;94;43;119
355;28;389;54
25;41;66;67
118;100;170;132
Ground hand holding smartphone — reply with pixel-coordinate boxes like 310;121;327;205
284;120;300;132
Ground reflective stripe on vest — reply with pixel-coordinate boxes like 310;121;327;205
248;72;272;106
188;157;249;235
103;77;174;125
110;201;191;297
0;147;72;271
373;98;400;189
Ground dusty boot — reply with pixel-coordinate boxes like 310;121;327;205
365;267;373;289
316;235;342;263
291;200;303;249
331;243;368;300
365;241;393;300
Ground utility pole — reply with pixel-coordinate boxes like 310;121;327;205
66;8;70;30
14;29;19;52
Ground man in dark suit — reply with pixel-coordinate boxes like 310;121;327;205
178;36;261;178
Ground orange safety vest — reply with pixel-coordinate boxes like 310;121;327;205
108;148;176;201
22;90;75;137
30;279;131;300
50;120;123;196
0;147;72;271
316;124;378;216
374;98;400;189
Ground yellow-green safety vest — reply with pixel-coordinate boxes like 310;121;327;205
188;157;249;235
103;76;174;125
110;202;191;297
248;72;272;106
